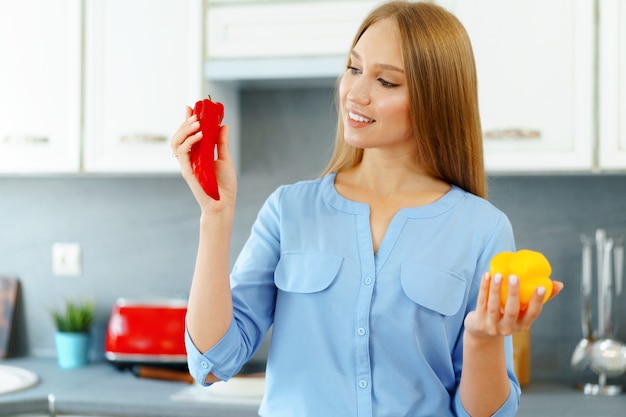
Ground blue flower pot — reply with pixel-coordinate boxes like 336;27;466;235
55;332;90;369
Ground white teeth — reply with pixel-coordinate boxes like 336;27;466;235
349;112;374;123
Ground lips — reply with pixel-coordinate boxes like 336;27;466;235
348;111;375;123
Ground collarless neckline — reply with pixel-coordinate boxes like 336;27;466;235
322;172;464;218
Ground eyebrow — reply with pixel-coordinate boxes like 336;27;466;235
350;50;404;73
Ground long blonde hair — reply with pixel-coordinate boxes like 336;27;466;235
321;1;486;198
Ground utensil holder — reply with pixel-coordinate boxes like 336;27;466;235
576;230;625;396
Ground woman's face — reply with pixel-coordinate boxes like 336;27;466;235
339;18;413;154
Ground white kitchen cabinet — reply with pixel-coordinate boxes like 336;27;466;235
83;0;203;173
0;0;82;174
206;1;377;60
598;0;626;170
204;0;380;84
446;0;595;172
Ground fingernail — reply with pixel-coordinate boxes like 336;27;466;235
192;121;200;128
509;275;518;285
537;286;546;296
493;273;502;284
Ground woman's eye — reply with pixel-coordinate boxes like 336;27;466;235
347;66;362;75
379;78;398;88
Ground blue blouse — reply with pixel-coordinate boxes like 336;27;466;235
186;173;520;416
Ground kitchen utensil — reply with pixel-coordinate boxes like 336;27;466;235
595;229;606;337
613;243;623;333
600;238;614;337
584;236;624;396
131;365;194;383
589;338;626;378
615;243;624;297
0;276;19;359
571;235;594;370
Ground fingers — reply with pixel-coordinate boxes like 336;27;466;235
475;272;490;311
549;281;564;299
477;273;520;336
518;286;546;327
469;271;561;340
216;125;231;162
171;111;202;157
500;275;521;332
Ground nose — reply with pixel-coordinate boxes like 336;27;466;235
346;77;371;105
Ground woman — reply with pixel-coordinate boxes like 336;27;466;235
171;1;562;416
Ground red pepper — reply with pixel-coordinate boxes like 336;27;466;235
190;97;224;200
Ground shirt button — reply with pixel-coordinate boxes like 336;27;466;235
201;361;209;369
357;327;366;336
359;380;368;389
364;276;373;285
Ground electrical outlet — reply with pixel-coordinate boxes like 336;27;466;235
52;243;82;276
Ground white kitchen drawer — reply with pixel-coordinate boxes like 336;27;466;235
206;1;378;59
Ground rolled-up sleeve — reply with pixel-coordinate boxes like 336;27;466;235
185;319;247;385
453;378;521;417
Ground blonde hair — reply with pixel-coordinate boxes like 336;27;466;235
321;1;486;198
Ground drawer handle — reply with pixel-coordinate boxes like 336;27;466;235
3;134;50;144
483;128;541;140
120;134;167;144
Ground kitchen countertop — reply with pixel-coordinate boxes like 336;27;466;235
0;358;259;417
1;357;625;417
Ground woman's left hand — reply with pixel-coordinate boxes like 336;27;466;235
464;273;564;339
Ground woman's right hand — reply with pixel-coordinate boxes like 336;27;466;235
171;106;237;213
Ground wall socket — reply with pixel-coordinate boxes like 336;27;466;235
52;243;82;276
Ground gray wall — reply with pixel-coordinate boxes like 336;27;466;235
1;87;625;387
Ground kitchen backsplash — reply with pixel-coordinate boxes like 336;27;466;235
1;87;625;387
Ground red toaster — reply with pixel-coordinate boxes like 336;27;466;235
105;298;188;370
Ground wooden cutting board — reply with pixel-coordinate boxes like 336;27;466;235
0;276;19;358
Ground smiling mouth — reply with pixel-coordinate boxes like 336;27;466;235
348;111;375;123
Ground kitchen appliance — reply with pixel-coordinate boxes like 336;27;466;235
105;298;188;370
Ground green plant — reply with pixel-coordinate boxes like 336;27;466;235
51;300;94;333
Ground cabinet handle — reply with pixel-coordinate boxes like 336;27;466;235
3;134;50;144
483;128;541;140
119;134;167;144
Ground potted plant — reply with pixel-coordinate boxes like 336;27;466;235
51;300;94;369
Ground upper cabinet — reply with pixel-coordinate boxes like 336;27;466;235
0;0;203;175
83;0;203;173
2;0;623;174
598;0;626;169
204;0;379;83
446;0;595;172
0;0;82;174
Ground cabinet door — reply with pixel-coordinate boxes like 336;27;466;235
0;0;81;174
206;1;378;59
598;0;626;169
448;0;595;172
83;0;203;173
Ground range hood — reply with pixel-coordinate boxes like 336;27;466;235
205;55;345;89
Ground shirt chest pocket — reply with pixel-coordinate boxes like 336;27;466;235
400;263;468;316
274;251;343;293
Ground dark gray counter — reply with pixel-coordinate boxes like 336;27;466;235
1;358;625;417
